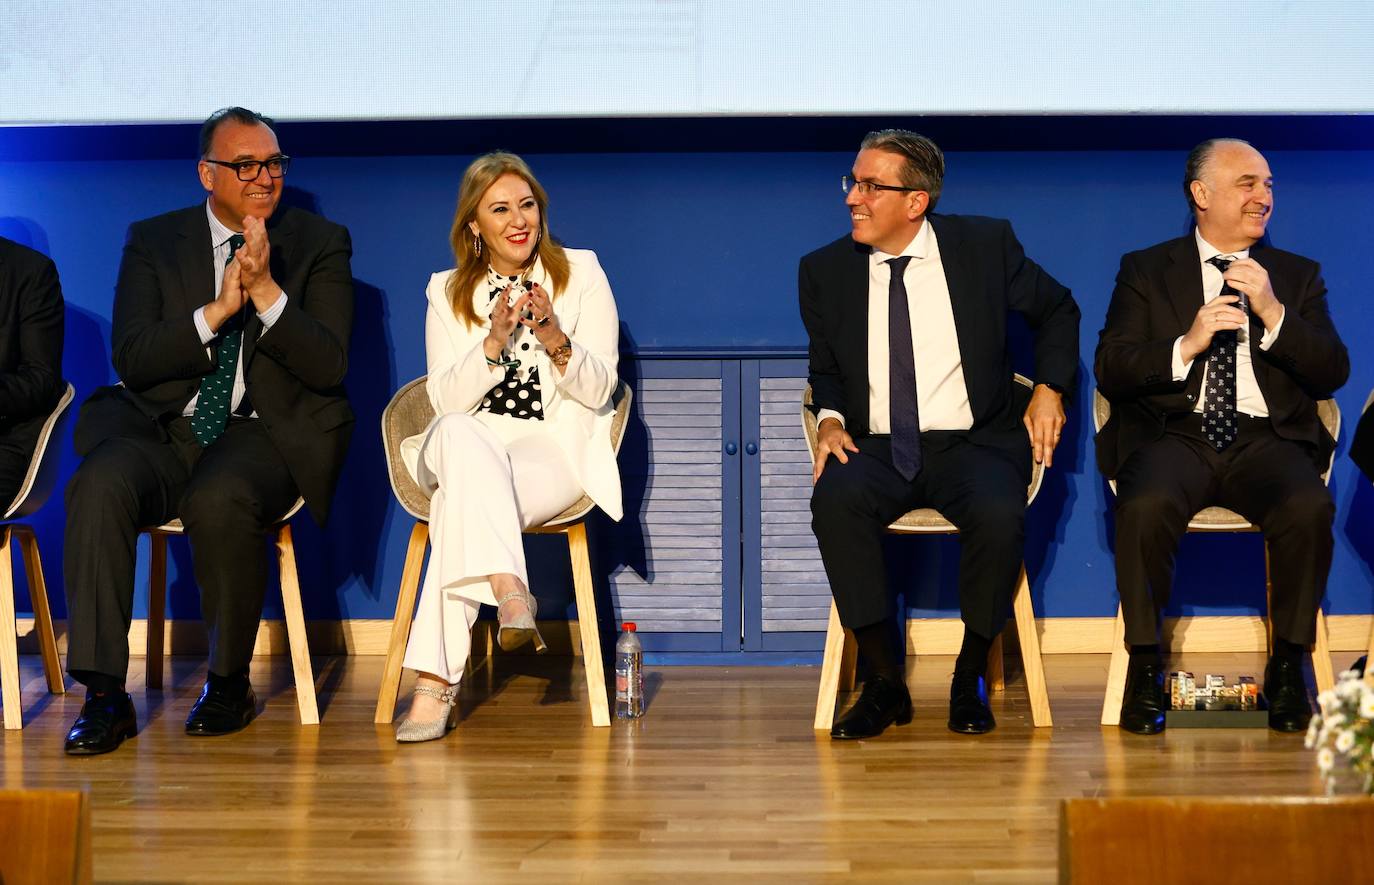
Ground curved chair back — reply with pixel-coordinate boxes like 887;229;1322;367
381;377;633;525
3;383;75;521
380;377;435;521
801;374;1045;533
1092;388;1340;529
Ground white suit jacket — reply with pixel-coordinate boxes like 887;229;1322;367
400;248;624;521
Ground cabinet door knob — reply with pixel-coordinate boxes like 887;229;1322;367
745;442;758;456
725;442;738;456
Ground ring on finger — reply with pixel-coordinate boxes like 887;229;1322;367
536;314;551;326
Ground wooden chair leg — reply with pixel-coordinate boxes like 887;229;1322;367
1101;603;1129;726
987;633;1005;694
1312;607;1335;696
566;522;609;727
838;622;857;693
1365;615;1374;690
1011;564;1052;727
1;527;21;729
374;521;429;724
815;601;849;730
276;523;318;725
146;532;167;691
15;527;63;694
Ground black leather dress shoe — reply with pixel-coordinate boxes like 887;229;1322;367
830;674;913;740
947;670;995;734
1120;657;1166;735
64;691;137;756
1264;656;1312;733
185;678;257;736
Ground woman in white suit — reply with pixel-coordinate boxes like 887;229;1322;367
395;152;622;741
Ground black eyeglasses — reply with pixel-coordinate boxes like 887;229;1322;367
841;175;919;196
204;156;292;181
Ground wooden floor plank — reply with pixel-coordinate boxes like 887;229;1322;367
1;652;1339;883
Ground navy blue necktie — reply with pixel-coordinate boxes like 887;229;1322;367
886;256;921;480
190;234;245;447
1202;255;1240;451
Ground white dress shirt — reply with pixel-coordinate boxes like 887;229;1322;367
1169;229;1286;418
817;220;974;433
183;200;287;417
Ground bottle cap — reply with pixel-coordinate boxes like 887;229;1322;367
622;622;637;631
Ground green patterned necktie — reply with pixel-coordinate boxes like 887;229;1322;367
190;233;246;446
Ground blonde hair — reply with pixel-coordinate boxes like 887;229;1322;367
446;152;570;328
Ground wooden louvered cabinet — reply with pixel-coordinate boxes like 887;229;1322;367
588;352;823;657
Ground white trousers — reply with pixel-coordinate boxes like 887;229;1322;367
402;412;583;684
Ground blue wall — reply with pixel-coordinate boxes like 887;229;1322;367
2;115;1372;631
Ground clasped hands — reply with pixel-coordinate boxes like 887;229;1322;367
483;282;567;364
812;383;1067;483
205;215;280;333
1179;258;1281;364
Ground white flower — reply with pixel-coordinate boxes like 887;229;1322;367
1318;747;1335;774
1361;692;1374;720
1306;715;1322;749
1336;730;1356;754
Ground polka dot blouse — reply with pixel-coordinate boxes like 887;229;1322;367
479;267;545;421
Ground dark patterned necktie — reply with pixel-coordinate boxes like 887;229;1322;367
886;256;921;480
1202;255;1240;451
190;233;245;447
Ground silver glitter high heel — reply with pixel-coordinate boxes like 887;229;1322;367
496;584;548;653
394;682;459;743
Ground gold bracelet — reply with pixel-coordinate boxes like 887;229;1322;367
549;337;573;369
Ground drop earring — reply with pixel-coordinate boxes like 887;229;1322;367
473;232;483;257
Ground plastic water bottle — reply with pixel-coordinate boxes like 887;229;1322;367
615;622;644;720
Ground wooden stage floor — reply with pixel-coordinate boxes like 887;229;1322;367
2;652;1334;883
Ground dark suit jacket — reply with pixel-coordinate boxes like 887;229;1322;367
1094;235;1349;479
1352;397;1374;482
799;214;1080;479
75;204;355;523
0;237;65;492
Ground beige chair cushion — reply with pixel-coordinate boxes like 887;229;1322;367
153;498;305;534
801;375;1044;534
1093;389;1341;530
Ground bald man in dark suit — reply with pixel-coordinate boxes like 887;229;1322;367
1096;139;1349;735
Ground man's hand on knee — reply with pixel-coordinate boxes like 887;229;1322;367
1022;384;1066;469
814;417;859;483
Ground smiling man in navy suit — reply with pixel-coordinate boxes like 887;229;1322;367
61;107;355;755
802;130;1079;739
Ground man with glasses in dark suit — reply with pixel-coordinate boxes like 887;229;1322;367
61;107;355;755
802;130;1079;739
